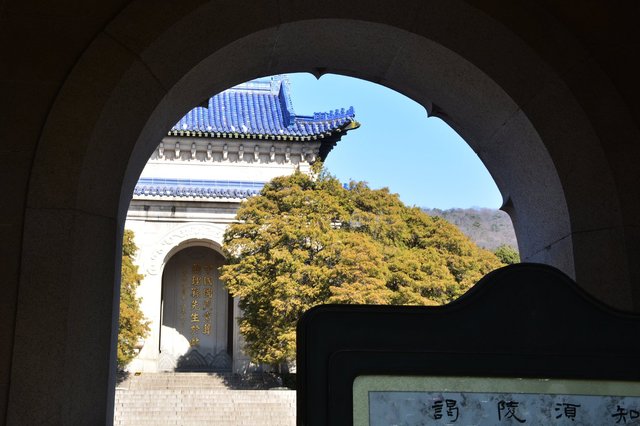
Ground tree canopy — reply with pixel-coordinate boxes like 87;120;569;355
494;244;521;265
118;229;150;369
220;167;504;367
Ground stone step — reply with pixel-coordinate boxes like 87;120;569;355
117;372;283;390
113;372;296;425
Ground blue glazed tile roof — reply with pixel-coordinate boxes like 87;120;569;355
169;76;358;140
134;178;264;200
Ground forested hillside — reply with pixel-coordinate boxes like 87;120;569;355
423;208;518;251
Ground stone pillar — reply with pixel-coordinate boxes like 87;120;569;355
127;271;162;373
7;210;120;425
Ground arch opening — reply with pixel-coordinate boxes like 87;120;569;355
121;71;518;377
12;6;634;425
120;20;575;283
157;246;231;372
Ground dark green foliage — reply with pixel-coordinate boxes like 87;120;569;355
494;244;521;265
221;168;504;367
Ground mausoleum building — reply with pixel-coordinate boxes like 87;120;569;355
125;76;359;373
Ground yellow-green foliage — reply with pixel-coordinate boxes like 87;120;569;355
118;230;150;369
220;168;504;367
494;244;521;265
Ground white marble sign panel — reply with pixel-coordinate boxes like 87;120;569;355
354;376;640;426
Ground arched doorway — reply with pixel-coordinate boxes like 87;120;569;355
159;246;232;372
10;3;640;425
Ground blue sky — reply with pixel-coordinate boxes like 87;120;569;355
285;73;503;210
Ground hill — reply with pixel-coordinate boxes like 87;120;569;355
423;208;518;252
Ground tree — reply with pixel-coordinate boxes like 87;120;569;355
118;229;150;369
220;167;504;368
494;244;521;265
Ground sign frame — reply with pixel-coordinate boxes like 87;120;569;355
297;264;640;425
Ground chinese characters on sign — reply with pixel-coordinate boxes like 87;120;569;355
555;402;580;421
612;405;640;424
188;263;214;347
432;399;459;422
368;392;640;425
497;400;526;423
425;397;584;423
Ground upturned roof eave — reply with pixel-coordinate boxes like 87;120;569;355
317;120;361;161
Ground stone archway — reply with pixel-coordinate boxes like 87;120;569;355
115;16;628;301
147;223;226;276
158;246;230;372
125;223;227;372
10;2;640;425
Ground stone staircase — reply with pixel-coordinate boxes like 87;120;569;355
113;372;296;425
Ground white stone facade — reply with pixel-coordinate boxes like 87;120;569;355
122;74;360;373
125;137;324;373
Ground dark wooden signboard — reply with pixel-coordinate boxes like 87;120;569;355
297;263;640;425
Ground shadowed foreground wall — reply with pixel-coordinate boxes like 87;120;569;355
1;1;640;424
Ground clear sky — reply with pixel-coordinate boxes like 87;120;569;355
285;73;503;210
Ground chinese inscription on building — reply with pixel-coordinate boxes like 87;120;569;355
186;263;214;347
